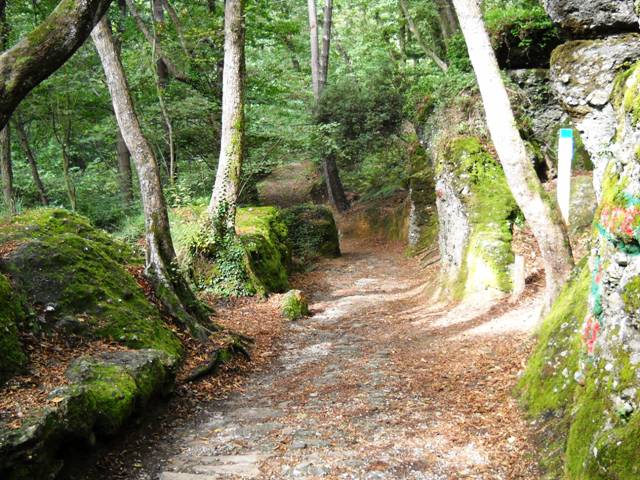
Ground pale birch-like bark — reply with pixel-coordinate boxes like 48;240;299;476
451;0;573;308
208;0;245;233
92;16;211;339
308;0;321;101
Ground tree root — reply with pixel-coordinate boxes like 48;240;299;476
185;333;254;383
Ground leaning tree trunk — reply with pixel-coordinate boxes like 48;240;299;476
91;16;211;339
0;125;14;214
116;128;133;205
208;0;245;233
323;153;349;212
13;117;49;206
451;0;574;308
0;0;114;130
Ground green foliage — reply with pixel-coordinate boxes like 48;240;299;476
483;0;558;50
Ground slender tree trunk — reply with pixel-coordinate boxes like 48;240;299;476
319;0;333;90
451;0;573;308
0;0;15;214
0;125;14;214
13;117;49;206
0;0;114;130
398;0;448;72
115;0;133;206
436;0;458;41
116;128;133;205
61;141;77;211
91;15;211;339
208;0;245;233
207;0;216;14
307;0;321;101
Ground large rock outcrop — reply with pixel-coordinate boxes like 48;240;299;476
520;60;640;479
543;0;639;37
436;137;519;299
550;34;640;197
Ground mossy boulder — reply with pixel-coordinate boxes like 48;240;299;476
0;274;27;385
280;290;309;321
177;204;292;296
0;209;182;360
436;137;518;299
281;204;340;266
0;349;177;480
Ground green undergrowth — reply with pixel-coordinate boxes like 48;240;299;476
442;137;518;297
0;209;182;360
280;290;309;321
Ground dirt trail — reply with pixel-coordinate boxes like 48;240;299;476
70;238;542;480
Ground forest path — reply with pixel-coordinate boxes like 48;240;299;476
148;238;542;480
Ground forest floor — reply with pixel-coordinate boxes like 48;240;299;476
62;233;543;480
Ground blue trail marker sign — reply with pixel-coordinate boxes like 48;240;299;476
557;128;574;224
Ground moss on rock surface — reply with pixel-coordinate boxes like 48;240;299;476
0;274;27;385
437;137;518;298
280;289;309;320
180;205;292;296
281;204;340;266
0;209;182;360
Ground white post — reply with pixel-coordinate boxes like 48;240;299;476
557;128;574;225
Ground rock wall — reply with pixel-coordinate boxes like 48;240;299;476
520;2;640;477
543;0;638;38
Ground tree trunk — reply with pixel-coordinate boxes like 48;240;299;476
323;153;349;212
13;117;49;206
116;128;133;205
436;0;458;41
208;0;245;233
0;0;114;130
91;15;212;340
0;125;14;214
307;0;321;102
115;0;133;206
61;141;77;211
207;0;216;14
319;0;333;91
398;0;448;72
451;0;574;308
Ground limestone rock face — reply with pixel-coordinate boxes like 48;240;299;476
543;0;639;37
550;34;640;196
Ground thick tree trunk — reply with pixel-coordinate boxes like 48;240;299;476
13;117;49;206
399;0;448;72
307;0;321;101
451;0;574;308
91;16;211;339
0;125;14;214
323;153;349;212
0;0;114;130
208;0;245;233
319;0;333;90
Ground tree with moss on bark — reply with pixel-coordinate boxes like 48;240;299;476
91;15;214;339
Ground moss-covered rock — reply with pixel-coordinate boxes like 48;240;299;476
0;349;177;479
521;59;640;480
0;274;27;385
179;205;292;296
281;204;340;266
436;137;518;299
0;209;183;360
280;289;309;321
